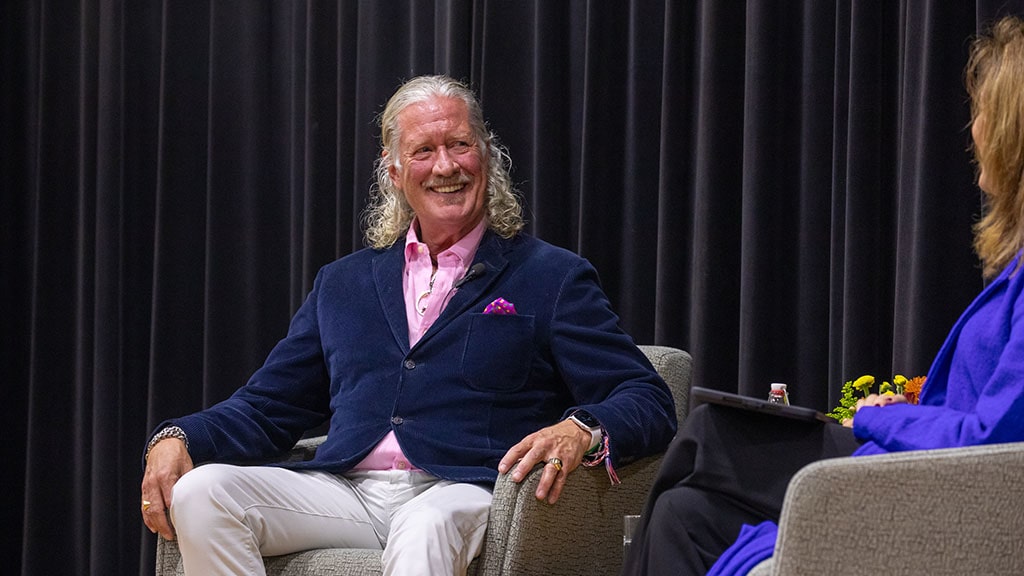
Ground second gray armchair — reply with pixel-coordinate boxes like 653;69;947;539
747;441;1024;575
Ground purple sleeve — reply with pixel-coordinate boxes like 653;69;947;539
707;521;778;576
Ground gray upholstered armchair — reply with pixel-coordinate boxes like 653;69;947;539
156;345;692;576
747;441;1024;575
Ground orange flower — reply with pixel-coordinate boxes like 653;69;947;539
903;376;926;405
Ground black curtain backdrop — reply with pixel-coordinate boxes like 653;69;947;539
4;1;1024;574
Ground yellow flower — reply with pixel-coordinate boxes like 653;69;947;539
829;373;925;422
852;375;875;394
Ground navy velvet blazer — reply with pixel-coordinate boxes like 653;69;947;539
161;231;677;484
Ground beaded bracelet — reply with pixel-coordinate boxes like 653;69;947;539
580;433;620;485
145;425;189;461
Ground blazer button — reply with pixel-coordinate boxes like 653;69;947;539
404;359;416;369
391;416;404;425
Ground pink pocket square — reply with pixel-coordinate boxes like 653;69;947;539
483;297;517;315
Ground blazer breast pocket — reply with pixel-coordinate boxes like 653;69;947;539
460;313;536;392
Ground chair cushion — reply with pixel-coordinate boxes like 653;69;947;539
264;549;382;576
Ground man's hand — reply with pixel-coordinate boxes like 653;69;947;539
140;438;194;540
497;419;592;504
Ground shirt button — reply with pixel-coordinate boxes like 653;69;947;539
404;359;416;369
391;416;404;425
396;461;407;470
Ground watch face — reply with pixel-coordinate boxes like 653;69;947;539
572;410;601;429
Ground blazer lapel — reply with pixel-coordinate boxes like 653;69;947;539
373;244;412;353
415;232;513;347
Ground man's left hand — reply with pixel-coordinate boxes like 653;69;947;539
497;419;592;504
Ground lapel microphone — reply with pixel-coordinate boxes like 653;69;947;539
439;263;488;312
454;263;487;289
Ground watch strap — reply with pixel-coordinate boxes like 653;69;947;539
568;412;603;451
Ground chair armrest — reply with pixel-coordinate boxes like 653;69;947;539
478;455;662;576
277;434;326;463
770;442;1024;575
156;537;184;576
638;345;693;425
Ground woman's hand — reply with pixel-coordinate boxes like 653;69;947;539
855;393;909;412
843;393;908;428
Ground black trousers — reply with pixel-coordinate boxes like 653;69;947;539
620;403;861;575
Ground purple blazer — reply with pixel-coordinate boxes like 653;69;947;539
152;231;678;484
854;252;1024;454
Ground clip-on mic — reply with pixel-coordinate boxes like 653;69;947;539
454;263;486;289
441;263;487;310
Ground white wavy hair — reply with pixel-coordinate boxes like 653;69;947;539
362;75;524;249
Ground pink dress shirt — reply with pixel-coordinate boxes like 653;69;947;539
351;217;487;471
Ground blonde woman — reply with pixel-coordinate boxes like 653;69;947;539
623;16;1024;576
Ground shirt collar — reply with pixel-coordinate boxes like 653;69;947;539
403;217;488;266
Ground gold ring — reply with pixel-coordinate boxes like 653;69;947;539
142;500;152;512
547;458;563;471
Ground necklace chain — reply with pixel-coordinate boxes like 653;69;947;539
416;271;437;316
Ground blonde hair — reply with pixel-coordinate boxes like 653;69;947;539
362;75;524;249
967;16;1024;278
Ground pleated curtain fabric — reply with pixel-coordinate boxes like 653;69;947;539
2;1;1022;574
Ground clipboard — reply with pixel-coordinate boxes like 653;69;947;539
690;386;836;424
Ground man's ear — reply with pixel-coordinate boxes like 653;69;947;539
383;150;401;188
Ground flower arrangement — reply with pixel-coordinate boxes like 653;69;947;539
827;374;926;422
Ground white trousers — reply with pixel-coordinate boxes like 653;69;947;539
170;464;493;576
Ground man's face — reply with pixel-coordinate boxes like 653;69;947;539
388;96;488;244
